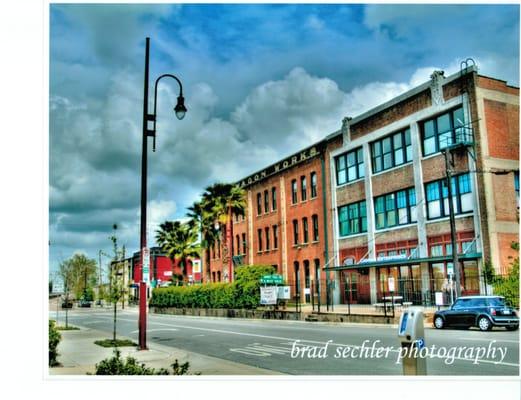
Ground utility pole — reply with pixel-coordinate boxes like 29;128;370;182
443;148;462;300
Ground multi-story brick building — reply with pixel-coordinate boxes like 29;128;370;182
327;65;519;305
207;65;518;307
208;138;342;304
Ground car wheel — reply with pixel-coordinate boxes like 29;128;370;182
434;316;445;329
506;326;519;331
478;316;492;331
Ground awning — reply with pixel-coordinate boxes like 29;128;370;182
324;252;482;271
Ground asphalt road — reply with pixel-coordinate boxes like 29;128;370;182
56;308;519;376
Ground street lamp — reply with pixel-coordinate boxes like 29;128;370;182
139;37;187;350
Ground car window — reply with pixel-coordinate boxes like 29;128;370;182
487;297;506;307
468;298;487;307
453;298;472;309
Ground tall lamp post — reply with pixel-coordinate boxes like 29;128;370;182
139;37;187;350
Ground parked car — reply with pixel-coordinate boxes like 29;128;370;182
61;300;73;308
433;295;519;331
78;299;92;308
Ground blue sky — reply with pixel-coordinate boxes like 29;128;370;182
49;3;519;279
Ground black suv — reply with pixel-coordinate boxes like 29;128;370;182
433;296;519;331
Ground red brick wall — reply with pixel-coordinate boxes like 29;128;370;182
497;233;519;274
492;174;518;222
336;180;365;206
421;152;469;183
478;76;519;96
372;164;415;197
484;99;519;160
350;90;431;140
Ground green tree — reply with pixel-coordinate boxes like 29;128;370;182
201;183;246;282
187;200;219;283
492;242;520;308
156;221;201;284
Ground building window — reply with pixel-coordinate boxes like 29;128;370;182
421;107;465;156
302;217;309;243
217;241;221;258
371;128;412;173
312;214;319;242
273;225;278;249
310;172;317;198
265;227;270;251
291;179;298;204
257;193;262;215
264;190;269;213
338;201;367;236
257;229;262;252
242;233;246;254
425;173;473;219
293;219;299;245
301;176;307;201
374;187;417;229
235;235;240;256
515;172;519;209
335;147;364;185
272;187;277;211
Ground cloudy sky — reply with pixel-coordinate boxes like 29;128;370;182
49;3;519;278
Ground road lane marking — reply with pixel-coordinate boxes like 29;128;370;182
459;337;520;344
129;328;178;334
89;316;519;368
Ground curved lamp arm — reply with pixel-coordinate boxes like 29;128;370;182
150;73;187;151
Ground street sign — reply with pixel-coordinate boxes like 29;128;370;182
52;282;64;294
435;291;444;306
447;263;454;275
388;277;395;292
260;274;283;285
277;286;291;299
142;247;150;283
260;286;278;305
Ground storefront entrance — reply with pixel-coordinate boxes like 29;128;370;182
341;270;370;304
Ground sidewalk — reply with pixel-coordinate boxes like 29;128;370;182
49;324;282;376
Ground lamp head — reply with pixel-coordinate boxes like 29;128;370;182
174;95;187;120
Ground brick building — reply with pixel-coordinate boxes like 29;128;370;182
207;139;342;304
206;65;518;307
326;66;519;305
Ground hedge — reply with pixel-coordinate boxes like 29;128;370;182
150;265;276;310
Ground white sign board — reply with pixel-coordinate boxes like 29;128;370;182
192;260;201;273
52;282;64;293
435;291;444;306
142;247;150;283
304;287;311;295
388;277;395;292
277;286;291;299
260;286;278;305
447;263;454;275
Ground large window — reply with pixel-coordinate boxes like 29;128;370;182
273;225;278;249
302;217;309;244
257;229;262;252
301;176;307;201
335;147;364;185
264;190;269;213
422;107;465;156
374;187;417;229
312;214;319;242
272;187;277;211
371;129;412;173
293;219;299;245
242;233;246;254
257;193;262;215
311;172;317;198
291;179;298;204
338;201;367;236
425;173;473;219
265;227;270;250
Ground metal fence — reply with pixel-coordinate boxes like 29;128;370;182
285;272;513;316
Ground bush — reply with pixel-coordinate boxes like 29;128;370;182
49;320;61;367
94;349;193;375
149;264;276;309
491;242;519;309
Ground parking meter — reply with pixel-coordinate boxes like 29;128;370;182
397;307;427;375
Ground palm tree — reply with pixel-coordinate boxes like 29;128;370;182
201;183;246;282
155;221;201;284
187;200;218;283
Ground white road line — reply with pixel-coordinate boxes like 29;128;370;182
458;337;520;344
90;316;519;368
129;328;178;334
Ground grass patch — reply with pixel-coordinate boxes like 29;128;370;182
94;339;137;348
56;325;80;331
